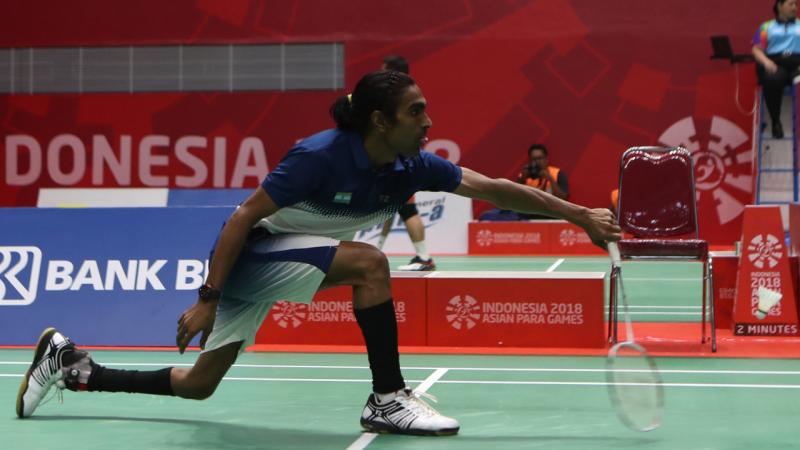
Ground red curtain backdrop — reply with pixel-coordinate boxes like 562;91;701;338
0;0;766;243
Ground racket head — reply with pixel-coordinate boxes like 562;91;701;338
606;341;664;432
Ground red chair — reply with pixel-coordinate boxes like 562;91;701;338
608;146;716;352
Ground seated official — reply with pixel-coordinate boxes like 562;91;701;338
517;144;569;219
752;0;800;139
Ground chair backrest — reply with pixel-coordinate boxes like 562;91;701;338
617;146;699;238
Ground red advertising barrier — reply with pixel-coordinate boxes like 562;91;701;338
468;221;549;255
713;252;800;330
425;272;606;348
733;206;799;336
468;221;604;255
712;253;739;330
255;273;427;346
255;271;606;348
549;221;605;255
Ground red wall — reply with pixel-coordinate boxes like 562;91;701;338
0;0;765;243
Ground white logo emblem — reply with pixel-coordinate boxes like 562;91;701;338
747;234;783;269
271;301;307;328
559;229;577;247
0;246;42;306
659;116;752;225
445;295;481;330
476;230;494;247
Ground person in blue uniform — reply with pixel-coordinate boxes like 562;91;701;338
753;0;800;138
17;70;621;436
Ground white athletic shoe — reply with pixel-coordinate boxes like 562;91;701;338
360;388;460;435
16;328;75;418
397;256;436;271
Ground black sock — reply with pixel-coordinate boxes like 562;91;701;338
354;299;405;394
87;362;175;396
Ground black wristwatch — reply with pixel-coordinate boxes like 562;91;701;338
198;283;222;302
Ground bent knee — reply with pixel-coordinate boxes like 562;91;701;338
360;246;390;280
172;369;223;400
184;385;217;400
178;381;220;400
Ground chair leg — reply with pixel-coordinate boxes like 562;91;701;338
709;257;717;353
701;261;707;345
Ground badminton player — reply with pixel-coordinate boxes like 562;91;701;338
16;70;621;436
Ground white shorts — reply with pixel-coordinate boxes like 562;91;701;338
202;231;339;354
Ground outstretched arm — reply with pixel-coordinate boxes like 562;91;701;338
454;167;621;247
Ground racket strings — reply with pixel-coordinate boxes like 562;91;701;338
614;265;635;342
607;243;664;432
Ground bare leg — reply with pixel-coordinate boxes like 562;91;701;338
403;214;425;244
170;340;242;399
324;241;459;435
322;241;391;308
321;241;403;393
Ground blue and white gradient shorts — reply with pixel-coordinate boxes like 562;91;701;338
202;230;339;354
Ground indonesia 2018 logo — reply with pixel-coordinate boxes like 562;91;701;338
271;301;307;328
0;246;42;306
476;230;494;247
558;229;578;247
747;234;783;269
659;116;752;226
445;295;481;330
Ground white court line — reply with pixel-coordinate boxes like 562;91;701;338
345;430;378;450
2;362;800;376
624;306;702;309
416;367;449;392
345;368;449;450
625;312;701;316
4;373;798;390
433;380;800;389
615;278;700;282
545;258;565;272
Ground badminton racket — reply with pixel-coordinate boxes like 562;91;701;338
606;242;664;432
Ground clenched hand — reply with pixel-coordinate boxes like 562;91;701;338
579;208;622;250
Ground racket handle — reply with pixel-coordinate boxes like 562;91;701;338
608;242;621;266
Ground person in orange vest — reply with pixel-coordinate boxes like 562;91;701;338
610;188;619;214
517;144;569;200
516;144;569;219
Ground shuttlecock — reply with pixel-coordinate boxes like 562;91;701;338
756;286;783;320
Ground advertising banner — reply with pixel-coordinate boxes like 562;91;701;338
468;221;550;255
425;272;606;347
548;222;605;255
468;221;604;255
256;273;427;346
0;207;233;345
355;192;472;255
